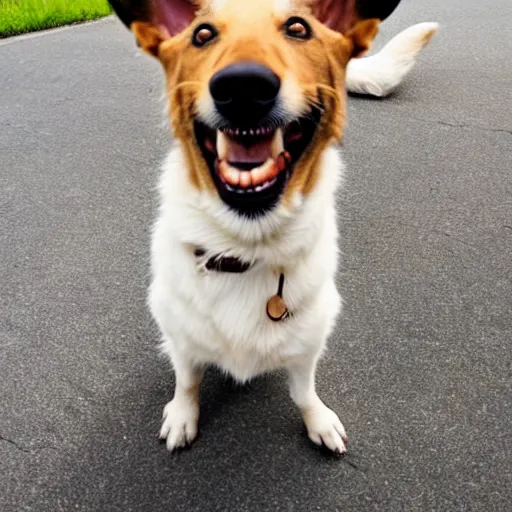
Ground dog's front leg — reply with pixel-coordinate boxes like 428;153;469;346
159;349;204;452
288;356;347;454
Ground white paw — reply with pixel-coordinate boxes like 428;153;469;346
159;399;199;452
303;403;348;454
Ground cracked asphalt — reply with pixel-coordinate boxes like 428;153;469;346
1;0;511;510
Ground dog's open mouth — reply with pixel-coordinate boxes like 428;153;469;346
194;107;322;215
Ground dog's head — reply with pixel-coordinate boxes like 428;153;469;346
110;0;400;218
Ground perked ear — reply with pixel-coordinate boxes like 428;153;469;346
346;18;380;58
109;1;199;54
131;21;167;57
146;0;198;37
309;0;401;33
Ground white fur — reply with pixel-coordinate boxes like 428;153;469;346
211;0;292;15
346;22;439;97
273;0;293;15
150;141;347;452
210;0;228;12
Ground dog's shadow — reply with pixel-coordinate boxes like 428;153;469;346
198;369;284;426
43;362;367;511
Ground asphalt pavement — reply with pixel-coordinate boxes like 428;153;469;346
1;1;511;510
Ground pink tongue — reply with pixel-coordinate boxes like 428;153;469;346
226;136;273;164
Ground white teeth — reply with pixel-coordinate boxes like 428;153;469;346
222;126;278;139
270;128;284;158
216;130;228;160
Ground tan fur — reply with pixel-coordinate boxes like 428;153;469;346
132;0;379;198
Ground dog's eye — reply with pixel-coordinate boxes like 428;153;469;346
283;17;312;40
192;24;218;47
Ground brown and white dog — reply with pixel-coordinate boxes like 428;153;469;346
108;0;437;453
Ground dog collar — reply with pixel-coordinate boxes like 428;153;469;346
194;248;290;321
194;248;252;273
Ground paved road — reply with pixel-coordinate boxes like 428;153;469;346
1;1;511;511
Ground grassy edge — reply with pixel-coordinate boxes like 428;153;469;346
0;3;113;38
0;15;110;39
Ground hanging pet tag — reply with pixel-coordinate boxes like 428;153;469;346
266;273;289;322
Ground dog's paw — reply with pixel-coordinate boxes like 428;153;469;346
159;399;199;452
303;403;348;455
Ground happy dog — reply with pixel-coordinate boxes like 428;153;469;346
108;0;437;453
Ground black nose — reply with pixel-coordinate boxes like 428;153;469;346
209;62;281;126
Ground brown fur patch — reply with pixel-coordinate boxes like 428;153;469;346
132;0;380;198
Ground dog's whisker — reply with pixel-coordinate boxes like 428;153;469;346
168;81;202;98
314;84;339;99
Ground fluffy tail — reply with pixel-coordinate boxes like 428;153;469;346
346;22;439;97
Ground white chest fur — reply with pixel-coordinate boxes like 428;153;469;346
149;144;343;382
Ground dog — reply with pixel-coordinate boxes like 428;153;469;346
108;0;438;454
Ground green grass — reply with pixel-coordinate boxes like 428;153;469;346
0;0;113;37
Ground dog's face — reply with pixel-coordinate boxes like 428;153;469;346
112;1;397;218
